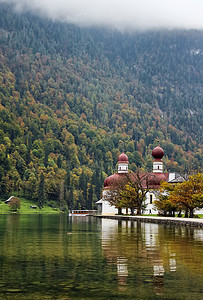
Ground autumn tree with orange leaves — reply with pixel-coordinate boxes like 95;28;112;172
169;173;203;218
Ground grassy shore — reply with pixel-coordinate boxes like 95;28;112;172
0;197;62;214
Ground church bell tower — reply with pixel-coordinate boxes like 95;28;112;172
152;146;164;173
117;153;129;174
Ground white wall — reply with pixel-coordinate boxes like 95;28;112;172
144;191;157;214
102;200;118;215
100;190;158;215
153;161;163;173
118;162;128;173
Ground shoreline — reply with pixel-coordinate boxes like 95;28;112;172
0;211;61;215
95;215;203;228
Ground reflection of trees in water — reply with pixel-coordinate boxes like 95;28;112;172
0;216;202;299
0;215;107;298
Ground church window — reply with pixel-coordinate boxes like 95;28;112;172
150;195;153;204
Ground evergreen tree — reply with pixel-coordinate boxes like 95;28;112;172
87;182;93;210
79;170;88;203
67;185;74;210
59;180;65;211
92;164;103;200
57;154;62;169
38;172;45;208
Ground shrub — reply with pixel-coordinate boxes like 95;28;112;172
8;197;21;211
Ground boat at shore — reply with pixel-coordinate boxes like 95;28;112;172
69;210;97;216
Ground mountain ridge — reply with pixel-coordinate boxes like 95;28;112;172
0;3;202;209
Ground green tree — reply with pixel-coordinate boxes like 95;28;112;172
9;197;21;211
67;185;74;210
38;172;45;208
87;182;93;210
154;181;177;217
59;180;65;211
57;154;62;168
79;170;88;204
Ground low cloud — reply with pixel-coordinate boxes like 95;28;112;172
1;0;203;30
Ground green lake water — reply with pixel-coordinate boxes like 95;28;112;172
0;215;202;299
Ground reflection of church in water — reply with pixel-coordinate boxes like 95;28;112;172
100;218;203;296
97;145;182;215
100;218;178;296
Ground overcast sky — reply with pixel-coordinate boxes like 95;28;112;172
1;0;203;30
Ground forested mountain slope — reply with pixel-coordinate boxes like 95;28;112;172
0;3;202;209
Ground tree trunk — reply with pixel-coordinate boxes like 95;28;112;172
185;208;189;218
189;209;194;218
118;207;122;215
178;210;182;217
130;208;134;215
136;207;142;215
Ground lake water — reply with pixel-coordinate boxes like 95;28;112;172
0;215;202;299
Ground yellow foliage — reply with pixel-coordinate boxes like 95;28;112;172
169;173;203;210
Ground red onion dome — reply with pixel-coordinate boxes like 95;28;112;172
118;152;129;163
152;146;164;159
104;173;123;188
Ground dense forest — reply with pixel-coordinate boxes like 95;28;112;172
0;3;202;210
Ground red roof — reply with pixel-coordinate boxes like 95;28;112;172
148;173;169;187
104;172;169;189
104;173;125;188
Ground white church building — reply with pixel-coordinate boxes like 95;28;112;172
96;146;191;215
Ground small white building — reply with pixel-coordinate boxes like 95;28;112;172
96;146;198;215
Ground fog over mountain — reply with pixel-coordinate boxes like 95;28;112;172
1;0;203;30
